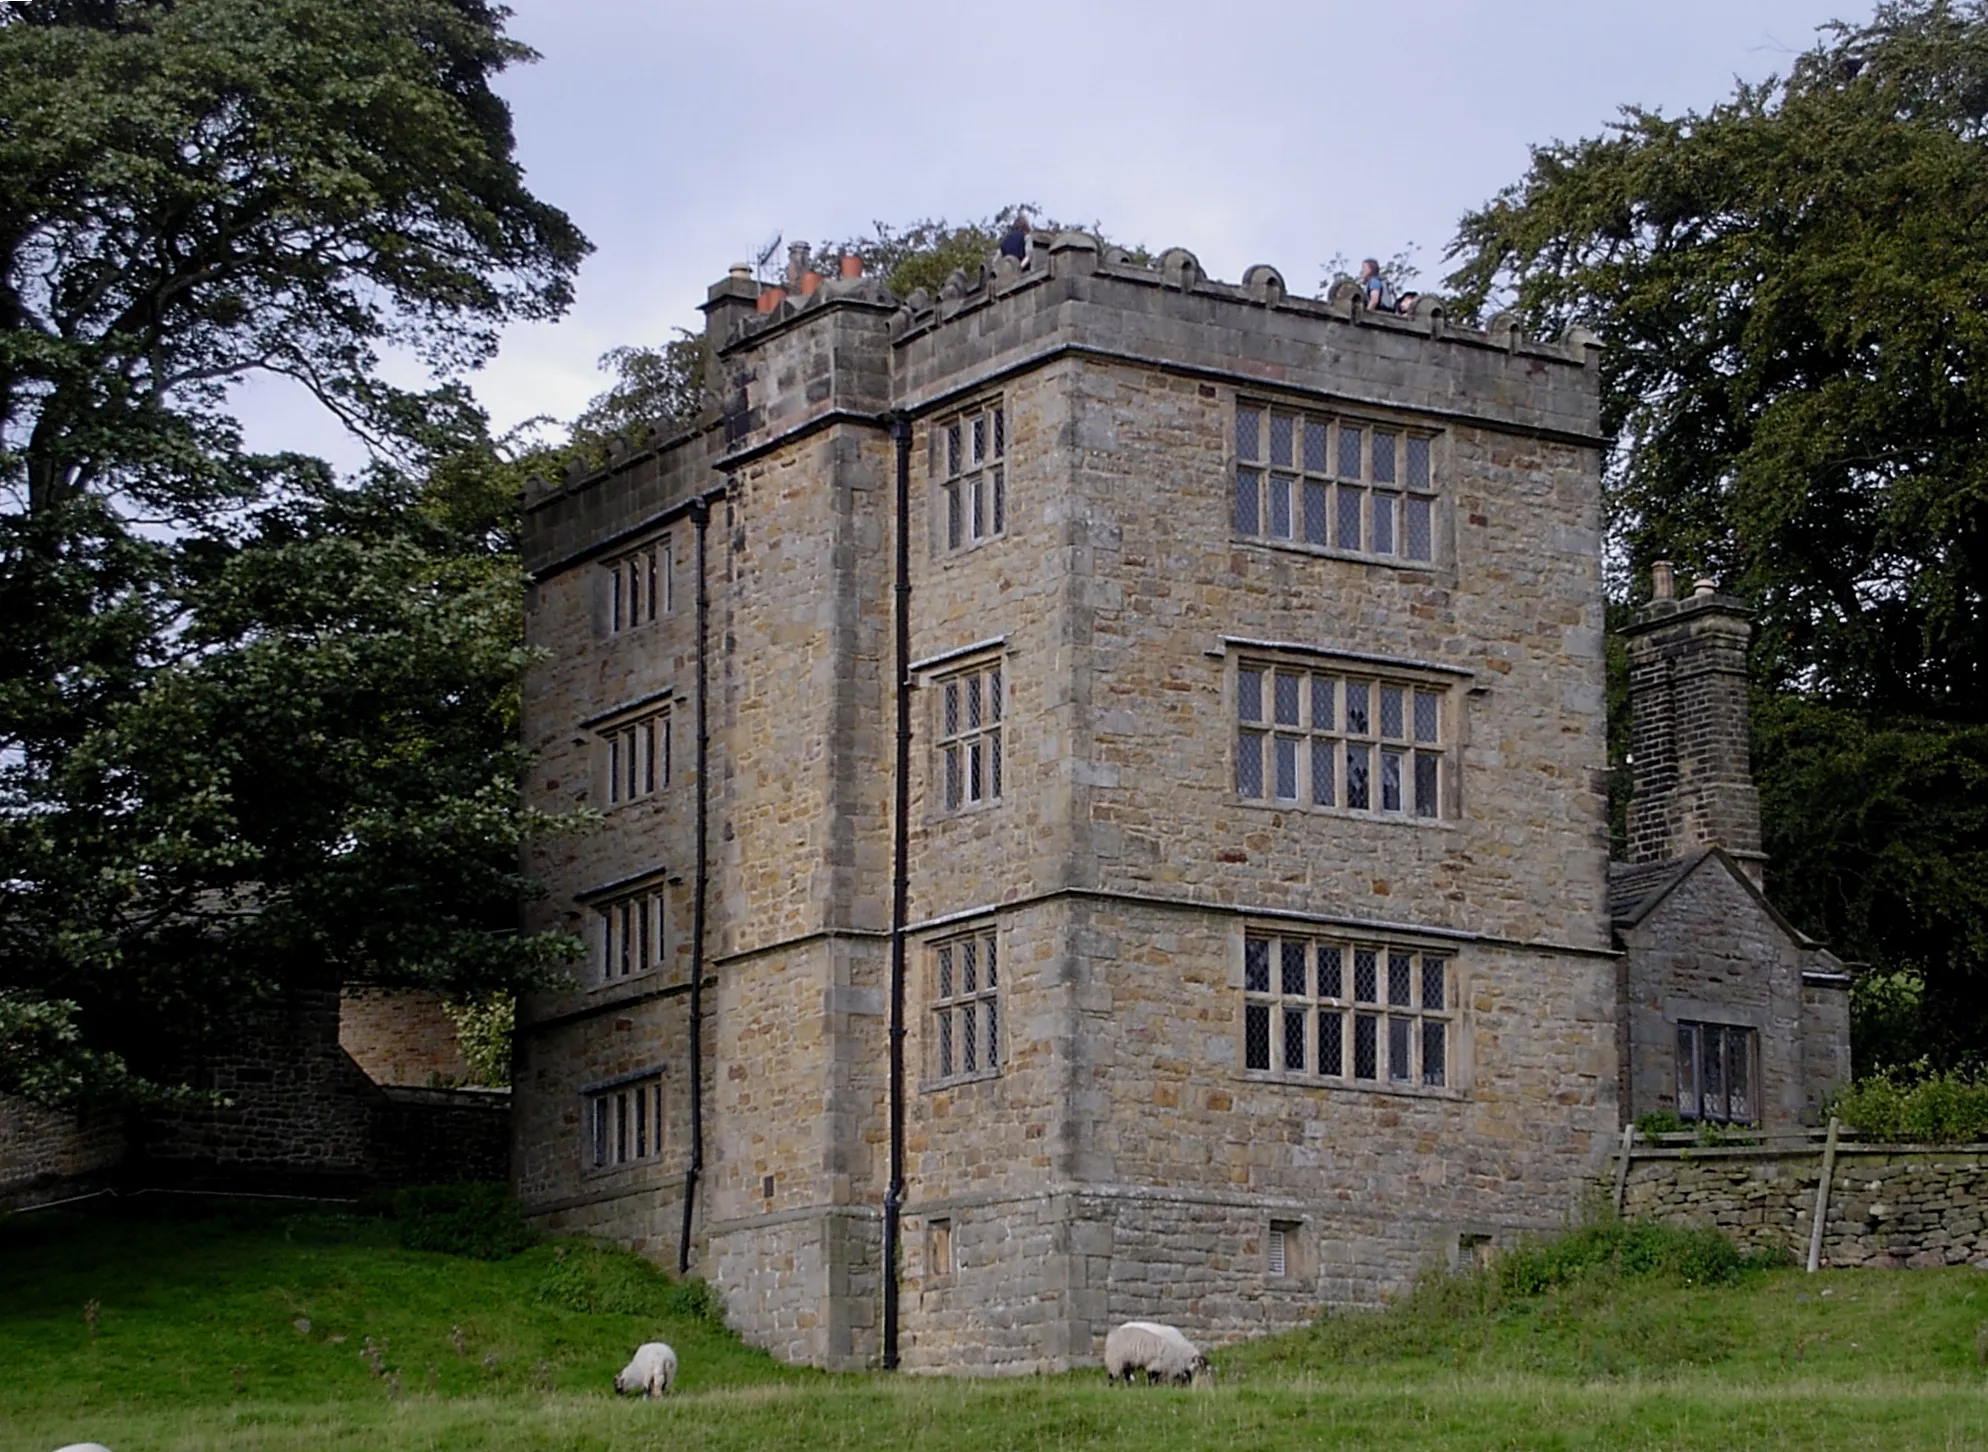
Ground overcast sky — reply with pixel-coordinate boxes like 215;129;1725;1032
237;0;1859;472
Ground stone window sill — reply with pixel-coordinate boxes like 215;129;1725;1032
921;1069;1003;1094
583;1158;666;1181
1236;1070;1466;1103
941;532;1006;561
928;798;1004;825
1231;536;1441;572
1232;797;1459;829
588;968;669;996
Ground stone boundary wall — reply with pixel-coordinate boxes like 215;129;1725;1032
1619;1142;1988;1268
0;1094;127;1210
338;986;469;1088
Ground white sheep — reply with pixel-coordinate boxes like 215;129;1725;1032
1103;1320;1212;1386
613;1341;678;1398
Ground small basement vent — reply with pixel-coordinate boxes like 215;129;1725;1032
1266;1226;1288;1278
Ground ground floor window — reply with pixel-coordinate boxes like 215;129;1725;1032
1244;932;1451;1088
588;1075;665;1169
1676;1021;1756;1125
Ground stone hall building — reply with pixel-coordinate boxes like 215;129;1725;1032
513;233;1851;1373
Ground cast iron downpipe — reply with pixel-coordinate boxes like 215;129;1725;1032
678;496;713;1275
883;415;913;1369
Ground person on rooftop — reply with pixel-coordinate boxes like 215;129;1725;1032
999;213;1032;266
1358;258;1395;312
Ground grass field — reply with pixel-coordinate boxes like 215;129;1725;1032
4;1202;1988;1451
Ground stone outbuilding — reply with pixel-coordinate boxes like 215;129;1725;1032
1611;570;1851;1130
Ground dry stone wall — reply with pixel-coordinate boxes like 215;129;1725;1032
1622;1145;1988;1268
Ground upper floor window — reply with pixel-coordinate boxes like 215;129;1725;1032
1677;1021;1756;1125
588;1074;665;1170
1235;661;1447;818
1232;403;1434;562
1244;932;1451;1088
600;707;670;807
606;536;671;633
940;402;1006;551
932;926;1000;1082
598;883;665;984
936;659;1003;813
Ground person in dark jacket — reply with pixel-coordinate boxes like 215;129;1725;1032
999;213;1032;265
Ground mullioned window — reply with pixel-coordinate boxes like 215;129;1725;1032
1232;402;1435;563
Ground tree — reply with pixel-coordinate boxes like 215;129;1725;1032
1445;0;1988;1067
0;0;590;1102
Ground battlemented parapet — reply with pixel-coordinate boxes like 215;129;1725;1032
517;232;1626;1372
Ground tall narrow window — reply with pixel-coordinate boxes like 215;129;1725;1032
932;927;1001;1081
937;659;1004;813
605;537;670;634
939;402;1007;550
1676;1022;1758;1125
598;885;666;983
587;1076;666;1169
600;707;671;806
1234;659;1448;819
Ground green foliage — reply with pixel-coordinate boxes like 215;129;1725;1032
1445;0;1988;1066
0;0;591;1101
567;332;707;459
1496;1221;1783;1297
1754;694;1988;1064
0;0;589;516
443;991;514;1087
812;205;1144;302
534;1240;720;1323
387;1183;537;1261
0;1204;803;1432
1831;1067;1988;1141
8;1209;1988;1449
1637;1109;1689;1135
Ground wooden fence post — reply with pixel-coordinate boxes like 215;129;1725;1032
1613;1121;1636;1219
1807;1116;1841;1274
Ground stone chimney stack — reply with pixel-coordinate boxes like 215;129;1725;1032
1622;564;1764;878
699;264;760;412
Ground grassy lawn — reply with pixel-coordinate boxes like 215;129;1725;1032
4;1204;1988;1451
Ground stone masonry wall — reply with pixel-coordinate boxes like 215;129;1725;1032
0;1094;126;1209
144;989;378;1182
1623;1146;1988;1268
338;986;468;1087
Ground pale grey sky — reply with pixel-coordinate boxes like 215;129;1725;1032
236;0;1857;471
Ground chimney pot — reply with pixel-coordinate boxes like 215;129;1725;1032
729;263;752;281
786;242;811;286
840;253;863;280
1650;561;1675;601
1693;577;1718;598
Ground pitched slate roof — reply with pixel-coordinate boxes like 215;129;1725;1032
1607;858;1689;925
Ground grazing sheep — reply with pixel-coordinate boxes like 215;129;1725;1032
613;1341;678;1399
1103;1320;1212;1386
